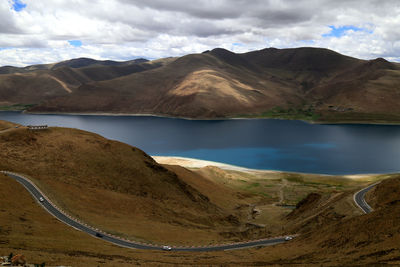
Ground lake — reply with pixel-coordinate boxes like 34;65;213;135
1;111;400;174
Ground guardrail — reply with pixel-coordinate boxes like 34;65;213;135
27;125;48;130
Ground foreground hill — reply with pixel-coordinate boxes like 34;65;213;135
1;157;399;264
0;124;255;244
2;47;400;122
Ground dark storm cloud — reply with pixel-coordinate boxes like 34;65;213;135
253;9;312;25
117;0;318;25
117;0;251;19
114;0;320;38
180;21;241;37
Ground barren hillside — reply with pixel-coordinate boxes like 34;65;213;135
2;47;400;122
0;122;280;245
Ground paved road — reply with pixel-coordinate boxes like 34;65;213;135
1;171;291;251
353;183;379;214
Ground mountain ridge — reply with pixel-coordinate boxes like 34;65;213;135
2;47;400;122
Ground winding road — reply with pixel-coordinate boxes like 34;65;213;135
1;171;290;251
1;166;378;251
353;182;378;214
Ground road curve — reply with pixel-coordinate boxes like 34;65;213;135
1;171;292;251
353;183;379;214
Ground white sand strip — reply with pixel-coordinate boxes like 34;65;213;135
152;156;383;178
151;156;275;173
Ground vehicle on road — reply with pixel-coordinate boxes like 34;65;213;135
39;197;44;202
95;232;103;238
284;236;293;241
162;245;172;251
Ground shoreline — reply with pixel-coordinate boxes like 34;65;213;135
152;156;385;178
152;156;269;172
1;114;397;176
17;110;400;125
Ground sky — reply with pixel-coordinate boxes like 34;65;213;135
0;0;399;66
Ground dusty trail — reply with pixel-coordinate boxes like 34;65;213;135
49;75;73;93
279;178;288;205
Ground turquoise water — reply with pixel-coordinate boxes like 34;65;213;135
1;111;400;174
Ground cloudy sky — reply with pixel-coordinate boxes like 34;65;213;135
1;0;399;66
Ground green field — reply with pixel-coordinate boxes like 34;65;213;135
0;104;36;111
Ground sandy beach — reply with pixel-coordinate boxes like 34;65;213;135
152;156;268;172
152;156;381;179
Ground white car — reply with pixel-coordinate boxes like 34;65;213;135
162;245;172;251
39;197;44;202
284;236;293;241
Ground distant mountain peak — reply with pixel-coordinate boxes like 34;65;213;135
366;57;395;70
210;47;233;53
208;48;238;59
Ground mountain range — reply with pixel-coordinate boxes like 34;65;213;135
1;47;400;122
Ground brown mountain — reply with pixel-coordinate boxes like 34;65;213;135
0;57;175;107
0;57;149;74
2;47;400;122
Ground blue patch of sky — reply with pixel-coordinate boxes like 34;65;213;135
322;25;372;38
232;42;244;46
12;0;26;12
68;40;83;47
0;47;13;51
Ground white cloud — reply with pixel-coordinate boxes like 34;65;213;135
1;0;400;66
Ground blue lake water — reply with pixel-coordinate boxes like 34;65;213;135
1;111;400;175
